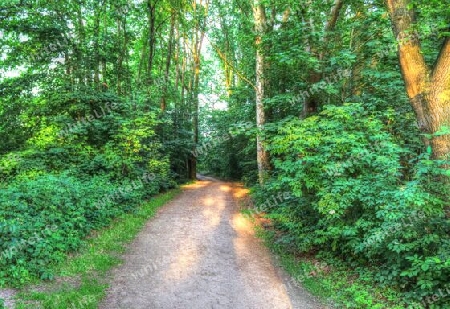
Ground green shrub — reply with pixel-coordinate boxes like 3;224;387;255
0;169;172;287
0;88;180;288
260;103;450;306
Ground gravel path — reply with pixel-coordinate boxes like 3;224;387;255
99;177;324;309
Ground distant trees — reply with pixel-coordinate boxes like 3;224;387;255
1;0;450;305
196;1;450;306
0;0;216;179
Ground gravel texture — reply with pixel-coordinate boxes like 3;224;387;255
99;177;325;309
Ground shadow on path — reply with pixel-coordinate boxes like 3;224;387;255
99;179;325;309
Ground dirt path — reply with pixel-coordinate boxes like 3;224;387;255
99;178;324;309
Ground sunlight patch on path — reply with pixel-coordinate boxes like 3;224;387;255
99;179;324;309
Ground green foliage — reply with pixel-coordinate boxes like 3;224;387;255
0;0;194;289
1;0;450;307
256;226;412;308
0;168;172;287
253;104;450;306
13;189;180;308
0;99;176;287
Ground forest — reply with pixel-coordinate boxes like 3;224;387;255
0;0;449;308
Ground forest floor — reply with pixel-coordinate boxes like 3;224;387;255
99;176;324;309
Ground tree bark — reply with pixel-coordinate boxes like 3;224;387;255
324;0;344;34
147;0;157;85
386;0;450;160
253;1;270;185
117;17;122;95
93;1;101;89
302;0;344;117
188;0;208;180
75;3;85;87
160;10;176;112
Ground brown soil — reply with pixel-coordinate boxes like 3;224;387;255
99;177;325;309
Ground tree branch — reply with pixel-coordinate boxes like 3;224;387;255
324;0;344;33
432;38;450;91
319;0;344;61
386;0;429;111
282;7;290;24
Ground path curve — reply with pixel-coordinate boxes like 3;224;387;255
100;178;324;309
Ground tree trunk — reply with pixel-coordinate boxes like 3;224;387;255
160;10;176;112
386;0;450;160
138;30;148;87
123;14;130;96
147;0;157;85
175;20;181;92
187;0;208;180
301;0;344;117
349;7;368;97
190;33;203;180
117;18;122;95
93;1;101;89
75;4;85;87
253;1;270;185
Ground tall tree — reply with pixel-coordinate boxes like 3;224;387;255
187;0;209;179
302;0;344;117
386;0;450;160
160;9;177;112
147;0;158;85
252;0;270;185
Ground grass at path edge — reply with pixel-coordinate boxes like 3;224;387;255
241;208;423;309
13;188;181;309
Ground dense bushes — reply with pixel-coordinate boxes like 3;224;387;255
0;144;175;287
0;170;172;286
0;142;176;287
0;91;178;287
257;104;450;307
